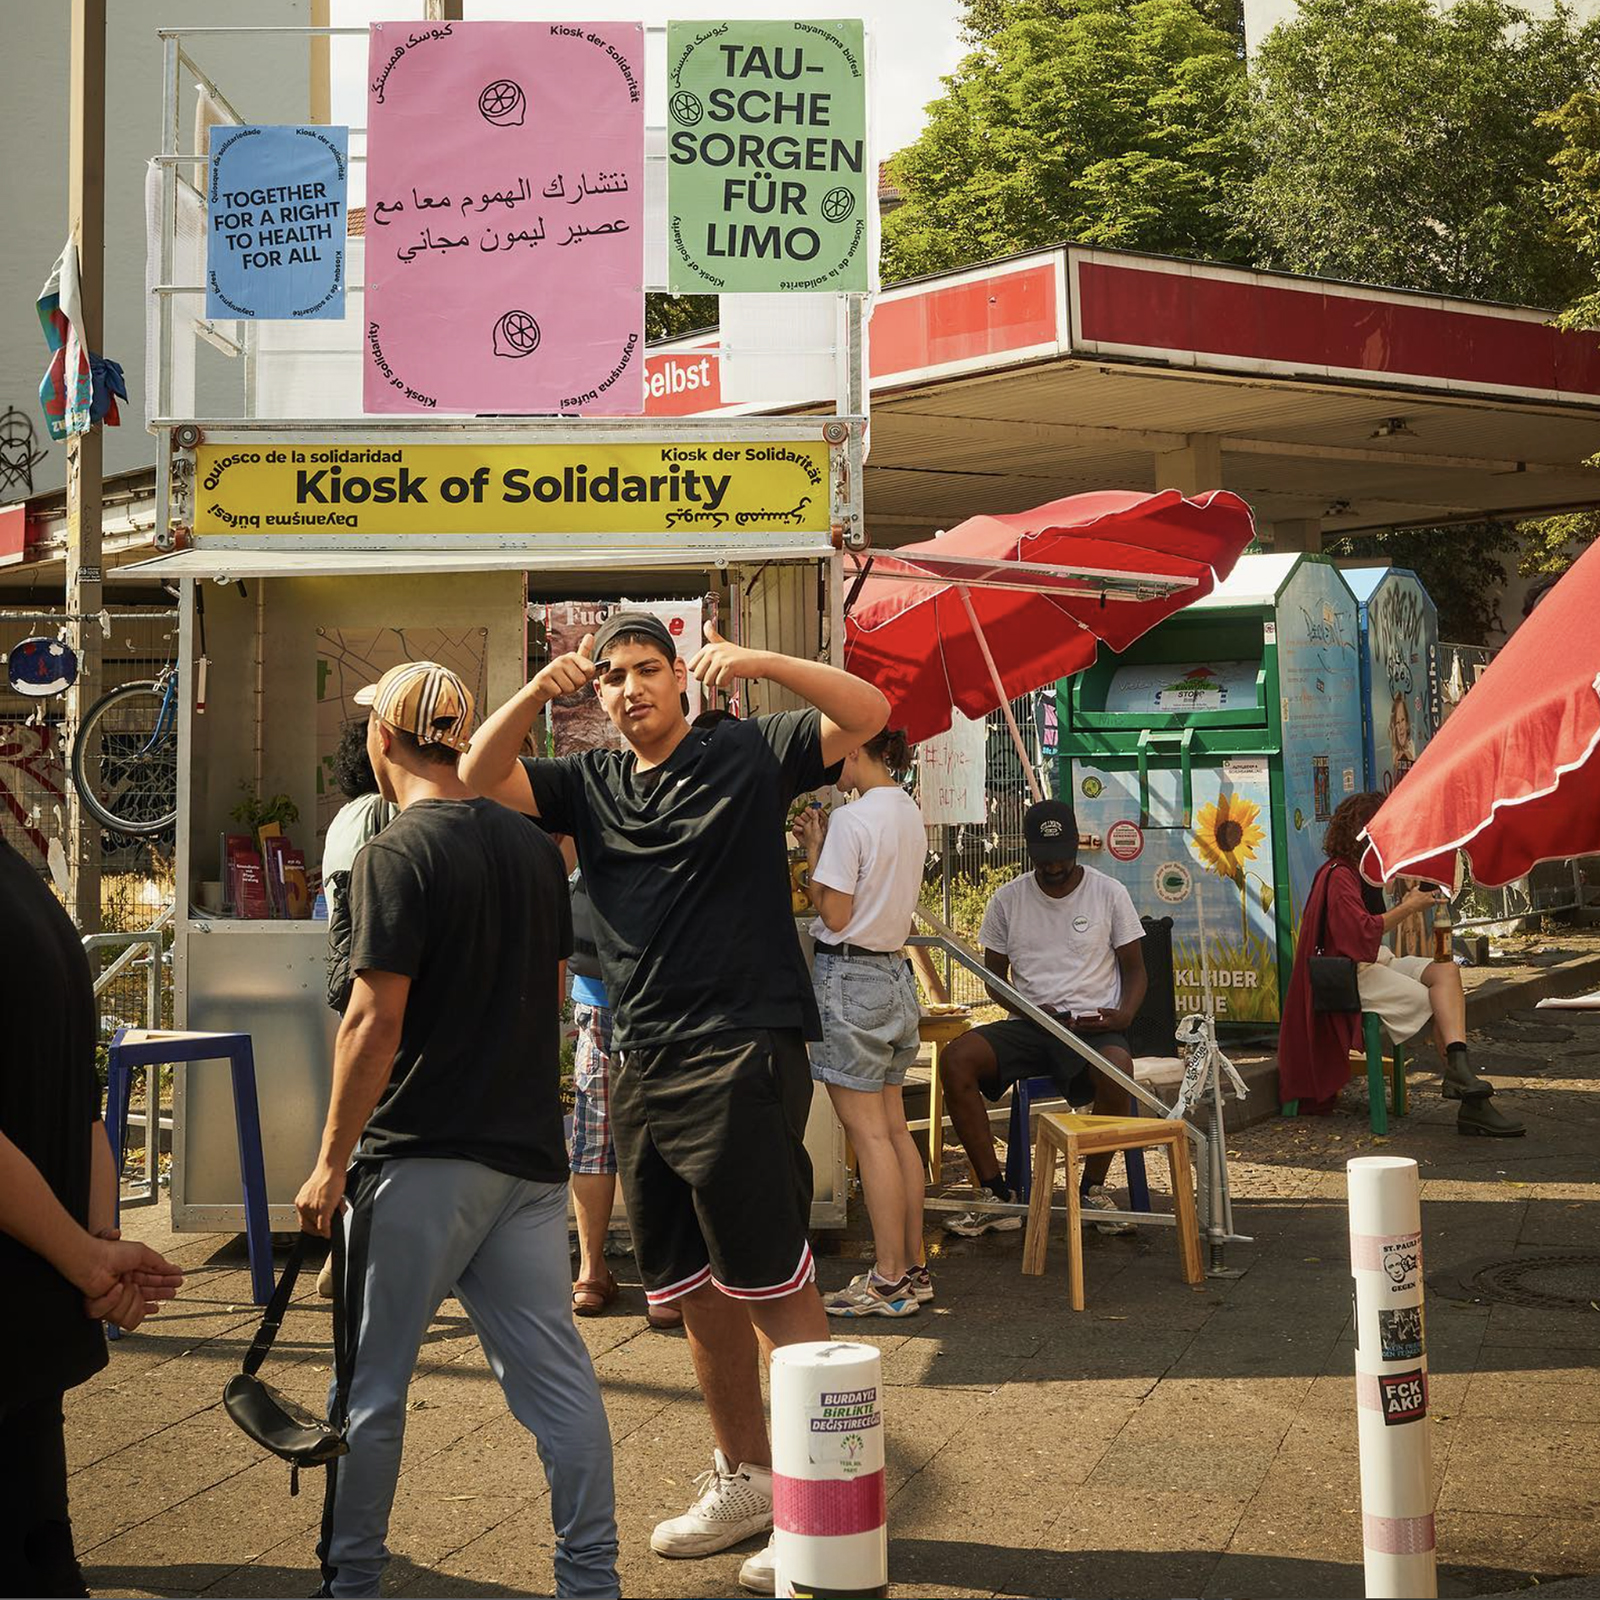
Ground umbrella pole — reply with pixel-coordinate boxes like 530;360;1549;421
957;585;1043;803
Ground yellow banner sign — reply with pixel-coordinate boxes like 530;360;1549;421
195;441;831;538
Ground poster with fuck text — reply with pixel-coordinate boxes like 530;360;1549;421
364;20;644;414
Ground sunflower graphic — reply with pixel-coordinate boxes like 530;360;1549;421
1195;791;1269;946
1193;793;1265;882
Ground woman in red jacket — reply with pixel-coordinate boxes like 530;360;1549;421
1279;792;1524;1135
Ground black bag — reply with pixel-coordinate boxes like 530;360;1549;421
222;1232;348;1493
1308;954;1361;1013
223;1167;371;1500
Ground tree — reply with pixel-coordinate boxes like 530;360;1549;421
646;294;716;343
1238;0;1600;307
1541;88;1600;328
882;0;1254;282
1327;524;1515;643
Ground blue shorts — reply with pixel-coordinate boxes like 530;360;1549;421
570;1004;617;1175
809;950;921;1094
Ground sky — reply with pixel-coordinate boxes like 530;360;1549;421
329;1;968;170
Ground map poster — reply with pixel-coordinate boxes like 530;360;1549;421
667;20;868;293
364;20;644;414
206;125;348;321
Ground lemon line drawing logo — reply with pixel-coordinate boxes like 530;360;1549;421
479;79;526;126
669;89;704;126
1193;791;1271;942
492;310;540;359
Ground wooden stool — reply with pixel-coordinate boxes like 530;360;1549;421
919;1011;971;1186
1021;1112;1203;1311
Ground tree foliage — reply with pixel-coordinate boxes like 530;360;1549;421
1327;524;1515;643
1541;88;1600;329
1238;0;1600;306
882;0;1253;281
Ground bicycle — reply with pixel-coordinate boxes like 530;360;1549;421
70;664;179;837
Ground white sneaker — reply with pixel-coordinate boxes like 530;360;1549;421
1083;1185;1136;1235
738;1534;776;1594
651;1450;773;1558
943;1209;1021;1237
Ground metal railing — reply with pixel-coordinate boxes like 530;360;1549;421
84;909;173;1207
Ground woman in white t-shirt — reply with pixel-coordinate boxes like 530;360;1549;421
793;727;930;1319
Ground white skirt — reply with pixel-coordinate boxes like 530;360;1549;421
1357;949;1435;1045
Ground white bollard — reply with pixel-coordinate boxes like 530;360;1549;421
1348;1156;1438;1599
770;1341;888;1598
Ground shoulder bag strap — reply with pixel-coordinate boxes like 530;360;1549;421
240;1230;314;1379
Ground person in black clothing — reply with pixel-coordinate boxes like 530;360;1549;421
295;661;617;1599
0;839;183;1597
462;612;887;1593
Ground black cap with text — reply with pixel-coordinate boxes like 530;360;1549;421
1024;799;1079;864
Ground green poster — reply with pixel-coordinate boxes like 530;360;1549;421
667;19;869;293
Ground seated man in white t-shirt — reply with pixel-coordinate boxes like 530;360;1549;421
940;799;1147;1237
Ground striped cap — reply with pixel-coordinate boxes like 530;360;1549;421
354;661;475;753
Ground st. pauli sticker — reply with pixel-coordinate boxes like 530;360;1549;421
364;20;644;414
206;126;347;321
667;19;868;293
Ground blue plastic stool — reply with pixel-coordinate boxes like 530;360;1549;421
104;1028;274;1307
1006;1077;1151;1211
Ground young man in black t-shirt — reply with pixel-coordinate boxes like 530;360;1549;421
295;661;618;1600
463;612;888;1593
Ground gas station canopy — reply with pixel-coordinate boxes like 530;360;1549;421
649;244;1600;547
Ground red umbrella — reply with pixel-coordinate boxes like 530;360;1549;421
844;488;1257;794
1361;539;1600;889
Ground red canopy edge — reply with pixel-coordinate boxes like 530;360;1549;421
1360;676;1600;888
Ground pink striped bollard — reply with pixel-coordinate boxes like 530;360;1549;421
1348;1156;1438;1598
770;1341;888;1598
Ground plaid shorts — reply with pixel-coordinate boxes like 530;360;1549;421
570;1004;617;1175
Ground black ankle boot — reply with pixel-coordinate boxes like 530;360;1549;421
1457;1098;1525;1137
1441;1050;1492;1101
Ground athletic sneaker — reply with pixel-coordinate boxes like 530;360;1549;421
651;1450;773;1558
1084;1185;1136;1235
739;1535;776;1595
943;1209;1022;1237
907;1263;934;1303
824;1270;919;1319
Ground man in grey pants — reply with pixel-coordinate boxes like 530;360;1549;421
296;661;618;1599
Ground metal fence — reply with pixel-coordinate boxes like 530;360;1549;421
921;693;1051;1006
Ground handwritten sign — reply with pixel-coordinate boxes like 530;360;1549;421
364;20;644;414
192;440;830;540
206;126;347;320
919;711;987;826
667;20;869;293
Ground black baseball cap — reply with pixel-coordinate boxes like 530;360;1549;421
591;610;677;667
1025;799;1079;864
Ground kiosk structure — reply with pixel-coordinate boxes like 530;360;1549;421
132;23;870;1234
1059;553;1365;1021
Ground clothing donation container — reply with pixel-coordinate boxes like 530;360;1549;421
1059;554;1364;1024
1343;566;1440;795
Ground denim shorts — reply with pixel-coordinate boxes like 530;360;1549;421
809;950;921;1093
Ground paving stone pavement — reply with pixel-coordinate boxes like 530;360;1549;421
75;1008;1600;1599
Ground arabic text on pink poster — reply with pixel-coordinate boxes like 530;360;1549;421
364;20;644;415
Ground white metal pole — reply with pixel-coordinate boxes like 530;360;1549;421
771;1341;888;1599
1348;1156;1437;1599
955;584;1042;802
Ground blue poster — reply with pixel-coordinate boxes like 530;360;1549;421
207;125;348;321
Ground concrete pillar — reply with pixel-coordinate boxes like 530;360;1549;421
1268;518;1323;553
1154;435;1223;498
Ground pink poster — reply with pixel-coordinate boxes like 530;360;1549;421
364;20;644;415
